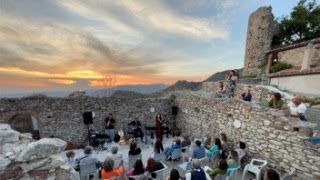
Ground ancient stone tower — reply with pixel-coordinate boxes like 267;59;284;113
243;6;279;76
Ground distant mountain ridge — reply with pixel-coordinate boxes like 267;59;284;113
162;80;202;92
0;84;168;98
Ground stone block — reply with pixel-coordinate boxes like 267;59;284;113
16;138;67;162
0;155;11;172
0;129;20;143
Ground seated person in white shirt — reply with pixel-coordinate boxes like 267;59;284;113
109;146;123;169
235;141;246;161
280;95;307;121
185;159;206;180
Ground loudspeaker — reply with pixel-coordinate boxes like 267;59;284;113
172;106;178;116
83;112;93;125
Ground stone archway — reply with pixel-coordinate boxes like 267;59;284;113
8;113;40;140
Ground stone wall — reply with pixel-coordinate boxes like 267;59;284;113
0;96;172;144
173;92;320;179
243;6;279;76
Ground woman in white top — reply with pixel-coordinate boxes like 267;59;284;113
227;70;238;98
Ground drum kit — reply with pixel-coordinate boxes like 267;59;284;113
89;130;110;153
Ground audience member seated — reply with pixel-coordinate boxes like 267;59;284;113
182;134;191;152
311;130;320;144
264;168;280;180
146;157;165;178
100;157;124;179
268;92;284;109
65;150;77;168
167;169;182;180
241;89;252;102
215;81;227;98
185;159;206;180
206;138;222;158
151;139;164;157
128;141;142;156
235;141;246;160
227;150;238;175
109;146;123;169
204;137;212;150
126;159;145;177
220;132;228;151
76;146;101;170
206;159;228;179
281;95;307;121
165;138;182;160
192;140;206;159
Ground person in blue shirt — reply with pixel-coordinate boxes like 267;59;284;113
241;89;252;102
192;140;206;159
165;138;182;160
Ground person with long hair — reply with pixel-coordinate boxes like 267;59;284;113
227;150;239;175
220;133;228;151
154;138;164;153
155;113;163;141
215;81;227;98
206;159;228;179
268;92;284;109
264;168;280;180
167;169;181;180
128;141;141;156
146;157;165;178
206;138;222;157
100;157;124;179
227;70;238;97
126;159;145;177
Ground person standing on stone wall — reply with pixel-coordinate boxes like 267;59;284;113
105;113;117;141
227;70;238;98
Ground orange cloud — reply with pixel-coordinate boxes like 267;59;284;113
48;79;76;85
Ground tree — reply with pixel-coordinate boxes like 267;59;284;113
100;73;117;97
278;0;320;44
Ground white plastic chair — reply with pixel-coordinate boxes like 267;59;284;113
281;167;296;180
226;166;240;180
215;174;227;180
127;174;148;180
195;157;207;167
241;159;267;180
154;152;166;162
151;162;168;180
79;162;97;180
178;161;192;173
170;148;182;165
129;154;142;170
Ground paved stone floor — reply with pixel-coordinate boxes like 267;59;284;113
61;135;255;180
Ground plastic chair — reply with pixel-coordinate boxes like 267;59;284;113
241;159;267;180
170;148;182;165
215;174;227;180
178;161;192;173
79;162;97;180
281;167;296;180
154;152;166;162
226;166;240;180
127;174;148;180
129;154;142;170
151;162;168;180
197;157;207;167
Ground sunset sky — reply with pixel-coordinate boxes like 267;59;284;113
0;0;303;94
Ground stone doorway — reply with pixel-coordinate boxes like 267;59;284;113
8;113;40;140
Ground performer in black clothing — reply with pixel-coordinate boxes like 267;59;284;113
128;118;144;142
105;113;116;129
105;113;117;141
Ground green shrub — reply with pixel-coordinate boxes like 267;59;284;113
270;62;293;73
240;74;257;79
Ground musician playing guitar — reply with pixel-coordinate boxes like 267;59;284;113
105;113;117;141
155;113;164;141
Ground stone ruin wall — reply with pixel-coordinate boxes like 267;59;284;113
268;41;320;68
243;6;279;76
173;92;320;179
0;97;172;144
